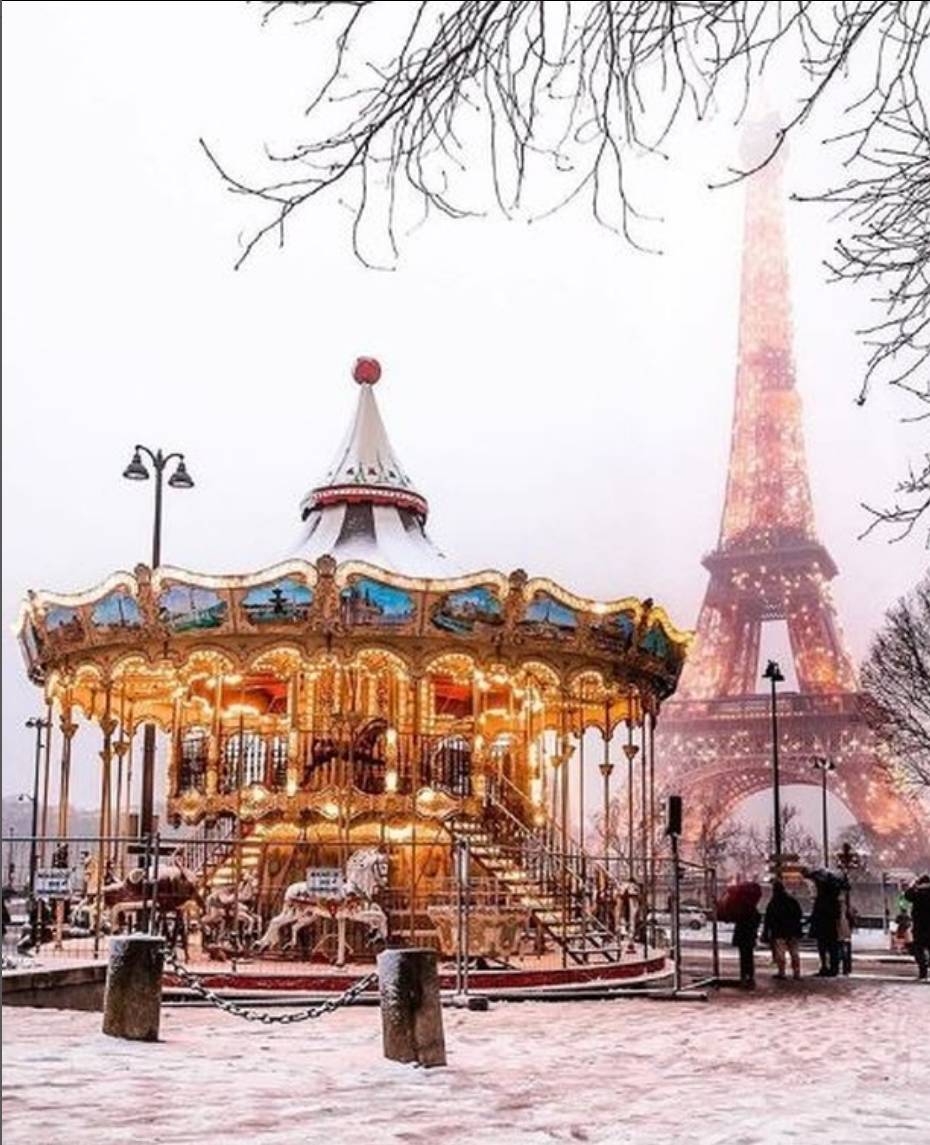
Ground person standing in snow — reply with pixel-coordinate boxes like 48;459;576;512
762;879;804;980
729;881;763;988
803;867;843;977
903;874;930;981
835;887;856;976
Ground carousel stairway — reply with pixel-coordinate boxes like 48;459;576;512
174;823;263;895
448;815;623;965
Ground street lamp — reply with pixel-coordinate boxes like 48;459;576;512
762;659;785;875
123;444;195;838
812;756;836;867
25;716;50;939
122;445;194;569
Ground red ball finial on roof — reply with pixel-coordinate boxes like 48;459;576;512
352;357;382;385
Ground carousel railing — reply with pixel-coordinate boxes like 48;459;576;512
442;777;636;965
3;830;709;974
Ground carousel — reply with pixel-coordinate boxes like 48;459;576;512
15;358;692;994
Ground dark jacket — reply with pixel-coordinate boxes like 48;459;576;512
731;907;762;949
807;887;841;942
762;883;804;942
904;877;930;943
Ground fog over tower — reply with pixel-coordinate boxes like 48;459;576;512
657;122;929;867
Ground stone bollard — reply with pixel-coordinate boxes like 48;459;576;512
377;947;447;1067
102;934;165;1041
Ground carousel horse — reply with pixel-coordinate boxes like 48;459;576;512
73;863;202;942
200;871;261;950
255;847;389;966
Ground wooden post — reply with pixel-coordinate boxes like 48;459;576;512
102;934;164;1041
377;948;446;1067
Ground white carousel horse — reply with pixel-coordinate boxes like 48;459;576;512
255;847;389;966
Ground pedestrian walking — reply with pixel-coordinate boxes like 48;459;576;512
903;873;930;981
762;878;804;980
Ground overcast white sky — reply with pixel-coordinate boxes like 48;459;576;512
2;2;926;812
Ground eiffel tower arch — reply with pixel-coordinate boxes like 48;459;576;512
657;124;929;869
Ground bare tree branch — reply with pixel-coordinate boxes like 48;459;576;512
860;570;930;791
208;0;930;539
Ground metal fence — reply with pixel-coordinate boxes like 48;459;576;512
1;830;719;976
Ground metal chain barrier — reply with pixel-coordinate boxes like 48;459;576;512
163;948;378;1024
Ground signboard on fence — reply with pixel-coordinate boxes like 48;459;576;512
306;868;344;897
36;868;72;898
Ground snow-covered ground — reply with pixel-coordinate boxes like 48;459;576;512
3;973;927;1145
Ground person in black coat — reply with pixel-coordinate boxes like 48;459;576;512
803;867;844;977
903;874;930;981
729;881;763;987
762;879;804;980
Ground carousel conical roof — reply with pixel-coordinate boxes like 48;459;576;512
290;358;456;576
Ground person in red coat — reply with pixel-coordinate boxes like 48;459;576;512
727;881;763;988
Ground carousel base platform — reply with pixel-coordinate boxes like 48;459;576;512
163;948;673;1004
3;944;673;1007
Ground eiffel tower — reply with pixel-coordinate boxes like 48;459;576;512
657;125;929;869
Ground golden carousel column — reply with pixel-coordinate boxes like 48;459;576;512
112;683;131;873
470;667;486;805
623;690;640;881
383;664;400;799
638;710;649;894
286;668;303;799
205;669;224;799
121;706;136;865
646;705;658;921
409;669;426;941
599;699;614;875
94;682;117;957
166;690;184;802
575;694;585;852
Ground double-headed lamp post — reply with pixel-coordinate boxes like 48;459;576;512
123;445;195;838
25;716;51;928
762;659;785;876
812;757;836;867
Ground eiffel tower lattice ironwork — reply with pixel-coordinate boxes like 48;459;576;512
657;126;929;869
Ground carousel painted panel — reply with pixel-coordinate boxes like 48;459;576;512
340;576;417;630
518;591;579;642
430;584;504;637
590;608;636;655
636;618;688;694
90;588;144;634
240;576;314;627
43;603;86;649
157;582;230;635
